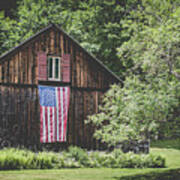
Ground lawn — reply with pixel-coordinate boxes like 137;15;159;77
0;139;180;180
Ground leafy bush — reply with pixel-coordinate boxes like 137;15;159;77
91;149;166;169
0;148;58;170
65;146;90;167
86;81;179;147
0;147;165;170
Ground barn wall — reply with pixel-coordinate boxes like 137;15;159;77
0;84;39;148
68;88;105;149
0;84;104;149
0;26;119;149
0;44;37;84
0;28;118;88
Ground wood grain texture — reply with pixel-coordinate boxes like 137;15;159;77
0;26;119;150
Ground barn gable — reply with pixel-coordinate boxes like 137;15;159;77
0;24;121;86
0;24;121;150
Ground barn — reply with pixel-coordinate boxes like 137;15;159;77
0;23;121;150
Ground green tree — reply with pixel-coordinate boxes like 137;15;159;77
67;0;140;75
0;0;84;55
1;0;180;144
118;0;180;81
0;0;140;76
87;78;179;146
87;0;180;145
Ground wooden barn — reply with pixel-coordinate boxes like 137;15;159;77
0;24;121;150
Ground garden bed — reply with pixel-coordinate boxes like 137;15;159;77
0;147;165;170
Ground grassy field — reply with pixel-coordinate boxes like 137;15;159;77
0;139;180;180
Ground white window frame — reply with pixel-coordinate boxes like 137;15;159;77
48;56;61;81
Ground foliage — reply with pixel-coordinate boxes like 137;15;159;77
1;0;180;144
0;0;179;77
0;147;165;170
118;0;180;81
66;0;140;74
0;148;58;170
0;0;141;76
63;146;90;167
86;0;180;143
87;79;179;146
0;0;67;54
1;140;180;180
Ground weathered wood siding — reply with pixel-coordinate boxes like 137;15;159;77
0;85;39;148
0;26;119;149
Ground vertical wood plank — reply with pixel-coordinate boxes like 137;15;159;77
58;32;61;56
84;54;88;88
74;90;78;146
46;31;51;54
0;65;2;83
73;46;77;87
17;52;21;83
7;60;10;83
22;50;26;84
12;57;15;83
4;61;7;83
80;90;84;147
54;31;58;55
63;36;66;54
60;32;64;56
76;50;80;87
70;42;74;85
9;58;13;83
34;42;38;84
67;88;73;144
73;89;77;145
50;30;55;54
80;51;84;87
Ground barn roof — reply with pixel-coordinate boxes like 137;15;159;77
0;23;122;83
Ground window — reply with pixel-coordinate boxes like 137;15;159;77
48;56;61;81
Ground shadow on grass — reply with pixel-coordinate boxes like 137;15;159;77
113;169;180;180
151;139;180;150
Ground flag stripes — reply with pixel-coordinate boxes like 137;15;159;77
38;86;70;143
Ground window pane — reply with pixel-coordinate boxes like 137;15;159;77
49;58;53;78
55;58;59;79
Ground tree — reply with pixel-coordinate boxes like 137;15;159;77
118;0;180;82
0;0;141;76
86;78;179;146
87;0;180;145
0;0;84;55
67;0;140;75
1;0;180;144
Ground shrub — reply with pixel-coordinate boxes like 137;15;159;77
65;146;90;167
0;148;59;170
0;147;166;170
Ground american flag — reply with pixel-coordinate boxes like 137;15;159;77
38;86;70;143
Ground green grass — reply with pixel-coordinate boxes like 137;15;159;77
0;168;164;180
0;139;180;180
151;139;180;168
151;148;180;168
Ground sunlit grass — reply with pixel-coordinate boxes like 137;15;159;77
151;148;180;168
